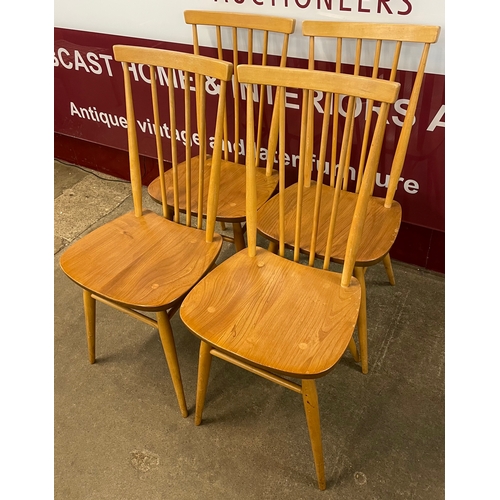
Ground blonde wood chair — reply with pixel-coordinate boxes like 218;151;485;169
147;10;295;251
59;46;233;417
180;65;400;489
257;21;441;374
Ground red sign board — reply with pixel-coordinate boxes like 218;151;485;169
54;27;444;232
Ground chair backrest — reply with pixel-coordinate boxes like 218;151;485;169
113;45;233;237
236;65;400;286
302;21;440;206
184;10;295;172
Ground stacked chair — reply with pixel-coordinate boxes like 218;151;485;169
180;64;400;490
147;10;296;251
59;46;233;417
256;21;441;373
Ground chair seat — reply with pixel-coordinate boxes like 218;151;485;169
60;210;223;311
148;157;279;222
257;182;402;266
180;247;361;378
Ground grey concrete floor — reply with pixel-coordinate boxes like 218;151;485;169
54;159;445;499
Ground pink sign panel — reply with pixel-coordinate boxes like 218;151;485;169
54;27;444;232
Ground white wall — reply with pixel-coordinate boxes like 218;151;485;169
54;0;444;74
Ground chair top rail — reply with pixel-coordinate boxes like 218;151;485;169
302;21;440;44
237;65;400;104
113;45;233;82
185;10;295;34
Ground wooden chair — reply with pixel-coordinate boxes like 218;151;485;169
257;21;441;374
59;46;233;417
180;65;400;489
147;10;295;251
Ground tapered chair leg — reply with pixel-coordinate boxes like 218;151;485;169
83;289;96;364
232;222;246;251
302;379;326;491
347;337;360;362
383;253;396;286
156;311;188;418
195;341;213;426
354;266;368;374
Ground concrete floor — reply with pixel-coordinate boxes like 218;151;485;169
54;159;445;499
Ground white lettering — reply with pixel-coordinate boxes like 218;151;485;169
98;112;111;127
99;54;114;77
376;173;419;194
69;102;127;129
86;52;102;75
138;64;151;83
285;91;299;110
427;105;445;131
313;90;324;113
138;121;147;133
127;63;140;82
74;50;90;72
338;95;363;118
54;47;115;76
157;67;170;86
393;98;415;127
57;48;72;69
205;76;220;96
404;179;419;194
70;101;81;117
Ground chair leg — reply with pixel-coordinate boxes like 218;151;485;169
156;311;188;418
302;379;326;490
347;337;360;362
195;341;213;426
83;289;96;364
232;222;246;251
383;253;396;286
354;266;368;374
268;240;278;254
